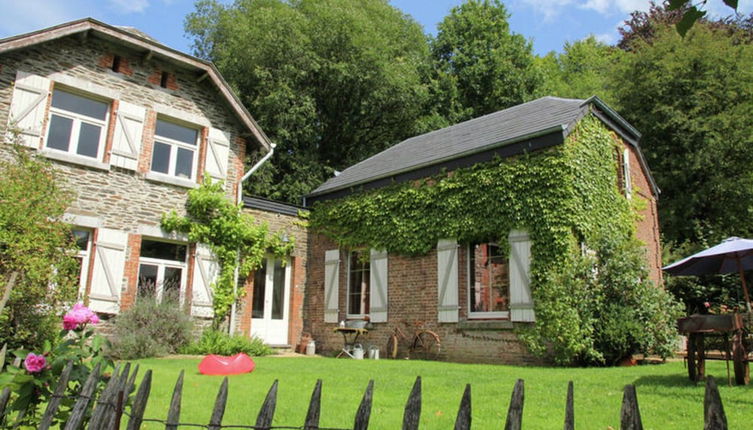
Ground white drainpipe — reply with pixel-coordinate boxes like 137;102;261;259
229;143;276;334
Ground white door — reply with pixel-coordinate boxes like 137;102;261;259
251;256;291;345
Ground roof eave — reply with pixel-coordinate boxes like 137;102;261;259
0;18;272;152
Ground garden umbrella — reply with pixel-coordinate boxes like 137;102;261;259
663;237;753;312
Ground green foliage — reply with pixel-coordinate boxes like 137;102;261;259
161;178;293;328
537;36;624;104
0;304;112;427
311;115;678;364
0;142;78;352
611;23;753;246
110;295;193;359
429;0;542;123
186;0;431;203
181;329;273;356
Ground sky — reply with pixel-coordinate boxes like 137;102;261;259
0;0;749;57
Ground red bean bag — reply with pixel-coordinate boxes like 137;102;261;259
198;353;256;375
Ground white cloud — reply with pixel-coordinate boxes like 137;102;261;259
517;0;574;21
0;0;80;37
519;0;651;20
108;0;150;14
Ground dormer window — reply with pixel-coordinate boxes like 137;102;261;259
160;71;169;88
45;88;109;159
112;55;122;73
150;119;199;180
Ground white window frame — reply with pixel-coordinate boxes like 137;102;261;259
346;250;370;318
467;242;511;319
71;228;93;300
137;240;188;305
44;87;110;161
150;118;200;181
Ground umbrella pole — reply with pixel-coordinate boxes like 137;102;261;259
735;255;752;312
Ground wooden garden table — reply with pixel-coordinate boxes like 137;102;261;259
678;313;749;385
333;327;368;358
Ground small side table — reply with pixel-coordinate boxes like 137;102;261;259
333;327;368;358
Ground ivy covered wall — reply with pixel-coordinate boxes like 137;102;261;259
309;113;679;364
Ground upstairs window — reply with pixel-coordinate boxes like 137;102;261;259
468;242;510;318
150;119;199;180
45;88;109;159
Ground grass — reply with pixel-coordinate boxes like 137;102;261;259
127;357;752;429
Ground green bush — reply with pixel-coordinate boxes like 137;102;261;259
181;329;273;356
109;295;193;359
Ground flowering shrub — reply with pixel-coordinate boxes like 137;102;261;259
0;303;113;427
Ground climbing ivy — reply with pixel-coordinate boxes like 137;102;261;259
162;178;294;328
310;114;680;364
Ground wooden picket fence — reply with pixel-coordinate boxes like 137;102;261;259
0;361;732;429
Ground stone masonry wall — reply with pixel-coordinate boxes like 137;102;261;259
305;233;541;364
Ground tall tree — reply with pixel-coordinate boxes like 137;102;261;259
429;0;542;124
186;0;431;203
537;36;624;105
611;23;753;245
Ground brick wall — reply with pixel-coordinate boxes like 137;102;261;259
305;233;542;364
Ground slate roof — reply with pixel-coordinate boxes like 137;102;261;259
243;196;305;217
308;96;654;199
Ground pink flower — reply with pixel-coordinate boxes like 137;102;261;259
24;353;46;373
704;302;711;308
62;303;99;330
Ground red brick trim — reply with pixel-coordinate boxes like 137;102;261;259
121;233;142;311
184;244;196;315
137;109;156;173
82;228;99;306
37;80;55;150
102;99;118;164
197;126;209;184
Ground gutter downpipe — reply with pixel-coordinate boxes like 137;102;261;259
229;143;276;334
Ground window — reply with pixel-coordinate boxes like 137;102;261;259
71;229;92;297
150;119;199;180
468;242;509;318
45;88;109;159
347;250;370;316
622;148;632;199
137;239;187;303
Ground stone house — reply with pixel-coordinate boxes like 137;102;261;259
0;18;306;347
303;96;662;363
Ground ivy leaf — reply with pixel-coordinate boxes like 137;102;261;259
676;6;707;37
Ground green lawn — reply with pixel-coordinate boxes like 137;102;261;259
126;357;751;429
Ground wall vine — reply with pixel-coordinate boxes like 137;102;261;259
310;114;678;364
162;178;294;328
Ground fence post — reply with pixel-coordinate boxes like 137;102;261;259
304;379;322;430
108;362;137;430
0;387;10;424
255;380;279;430
564;381;574;430
38;360;73;430
125;369;152;430
165;370;185;430
353;380;374;430
63;362;102;430
208;377;229;430
88;363;127;429
620;385;643;430
504;379;524;430
704;376;727;430
454;384;471;430
402;376;421;430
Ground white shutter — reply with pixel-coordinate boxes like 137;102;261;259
7;71;50;148
324;249;340;323
111;101;146;170
205;128;230;179
437;239;459;323
369;249;388;323
509;230;535;322
89;228;128;314
191;244;219;318
623;148;632;199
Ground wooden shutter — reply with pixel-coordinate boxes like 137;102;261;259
324;249;340;323
509;230;535;322
205;128;230;179
192;244;219;318
369;249;388;323
110;101;146;170
437;239;459;323
623;148;632;199
89;228;127;314
7;71;50;148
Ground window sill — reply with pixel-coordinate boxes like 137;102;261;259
457;320;514;330
40;149;110;171
145;172;198;189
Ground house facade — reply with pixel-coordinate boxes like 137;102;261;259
303;96;662;363
0;19;306;348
